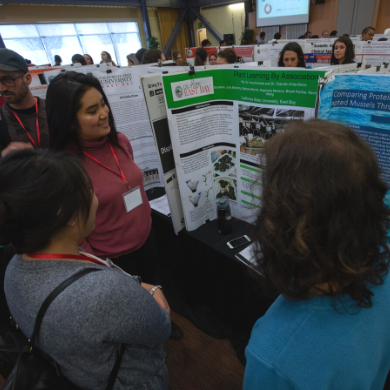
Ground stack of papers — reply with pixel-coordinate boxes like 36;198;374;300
149;195;171;217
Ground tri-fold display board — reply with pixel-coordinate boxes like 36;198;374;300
36;41;390;233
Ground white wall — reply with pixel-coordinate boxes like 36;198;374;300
193;3;246;46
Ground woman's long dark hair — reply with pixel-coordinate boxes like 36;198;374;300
253;119;390;308
278;42;306;68
46;71;124;156
71;54;87;66
84;54;94;64
101;51;112;61
194;47;207;66
331;37;355;65
0;149;93;254
142;49;163;64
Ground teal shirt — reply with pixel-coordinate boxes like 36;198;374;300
244;276;390;390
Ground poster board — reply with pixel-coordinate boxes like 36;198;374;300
161;67;326;231
318;74;390;188
355;42;390;68
141;73;186;233
43;66;164;191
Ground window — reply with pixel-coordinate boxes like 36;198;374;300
0;22;142;67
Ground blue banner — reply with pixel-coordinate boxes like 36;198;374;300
331;89;390;112
319;74;390;189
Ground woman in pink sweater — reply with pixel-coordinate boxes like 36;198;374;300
46;72;155;283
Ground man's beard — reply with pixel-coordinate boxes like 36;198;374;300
2;81;30;105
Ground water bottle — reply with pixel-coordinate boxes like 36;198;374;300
217;196;232;235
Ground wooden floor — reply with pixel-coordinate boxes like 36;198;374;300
0;311;245;390
166;311;245;390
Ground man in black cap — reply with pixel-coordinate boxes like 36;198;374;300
0;48;49;157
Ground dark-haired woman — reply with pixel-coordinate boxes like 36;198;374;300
71;53;87;66
217;48;236;64
100;51;116;66
244;119;390;389
194;47;207;66
1;149;171;389
46;72;182;339
142;49;165;64
278;42;306;68
46;71;155;281
331;36;355;65
84;54;94;65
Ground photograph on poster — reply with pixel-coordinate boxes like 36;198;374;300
211;150;237;177
214;177;238;202
239;104;305;156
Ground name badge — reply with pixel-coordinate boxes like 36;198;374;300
123;186;143;213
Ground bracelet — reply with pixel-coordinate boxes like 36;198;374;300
150;285;163;295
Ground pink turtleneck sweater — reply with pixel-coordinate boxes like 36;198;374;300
79;133;151;258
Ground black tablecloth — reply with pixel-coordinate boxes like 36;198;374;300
147;188;275;364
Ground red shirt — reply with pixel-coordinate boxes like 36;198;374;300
78;133;151;258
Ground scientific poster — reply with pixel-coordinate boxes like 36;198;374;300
141;73;186;233
355;42;390;68
162;68;326;231
304;42;333;69
318;74;390;188
90;67;164;190
44;66;164;190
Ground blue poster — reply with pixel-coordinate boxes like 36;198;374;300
318;74;390;192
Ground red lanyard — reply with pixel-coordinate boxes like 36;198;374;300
25;253;107;267
84;144;130;190
11;98;40;149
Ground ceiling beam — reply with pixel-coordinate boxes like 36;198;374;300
1;0;248;8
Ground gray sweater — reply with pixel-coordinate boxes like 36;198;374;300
4;255;171;390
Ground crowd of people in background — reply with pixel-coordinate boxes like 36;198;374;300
24;25;386;72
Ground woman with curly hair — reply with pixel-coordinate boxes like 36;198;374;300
244;119;390;389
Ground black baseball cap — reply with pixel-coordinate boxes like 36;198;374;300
0;48;29;73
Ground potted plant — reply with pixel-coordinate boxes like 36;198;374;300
240;28;254;45
147;36;160;49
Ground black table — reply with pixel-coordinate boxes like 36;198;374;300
147;188;276;363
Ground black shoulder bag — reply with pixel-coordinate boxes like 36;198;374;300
0;268;125;390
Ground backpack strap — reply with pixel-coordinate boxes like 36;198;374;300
30;267;126;388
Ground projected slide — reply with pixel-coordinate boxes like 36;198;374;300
256;0;310;27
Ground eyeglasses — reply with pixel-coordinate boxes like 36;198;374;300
0;75;22;87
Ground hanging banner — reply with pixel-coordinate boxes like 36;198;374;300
318;74;390;188
162;68;326;231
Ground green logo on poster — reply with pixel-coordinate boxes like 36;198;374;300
257;49;261;54
175;86;183;98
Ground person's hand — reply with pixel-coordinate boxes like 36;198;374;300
1;142;33;157
142;283;170;314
